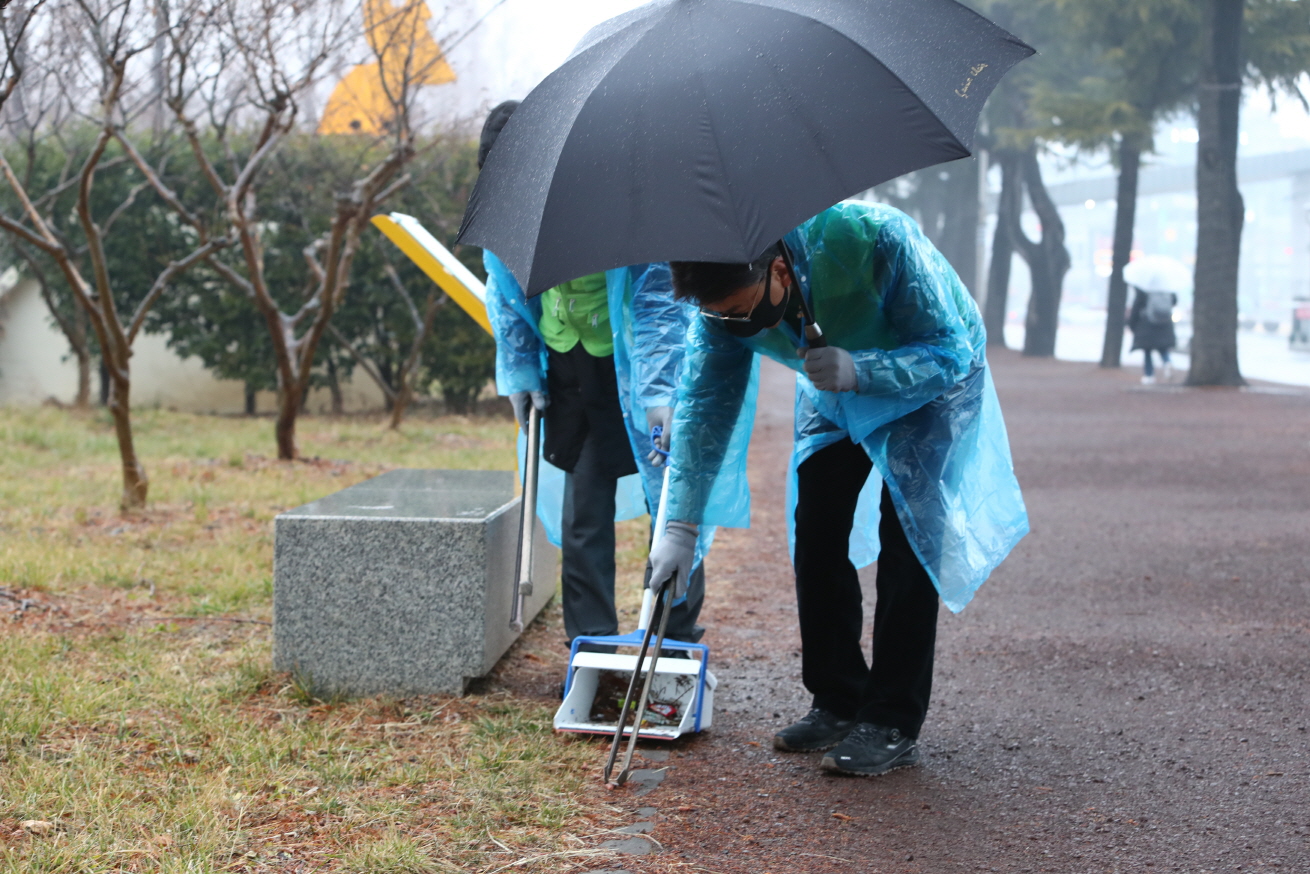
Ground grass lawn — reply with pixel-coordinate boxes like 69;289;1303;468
0;406;653;872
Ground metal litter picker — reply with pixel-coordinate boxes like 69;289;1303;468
510;405;542;633
552;431;716;784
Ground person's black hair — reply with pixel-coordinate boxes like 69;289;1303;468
670;243;782;305
478;100;520;170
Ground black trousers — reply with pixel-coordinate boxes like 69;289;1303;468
560;437;705;645
553;346;704;646
793;438;940;737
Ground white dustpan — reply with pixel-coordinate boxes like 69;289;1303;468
553;588;717;739
553;445;716;742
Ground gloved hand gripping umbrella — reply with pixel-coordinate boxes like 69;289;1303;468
457;0;1034;301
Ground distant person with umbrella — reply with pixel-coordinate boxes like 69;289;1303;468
647;202;1029;776
477;101;710;650
1124;255;1189;385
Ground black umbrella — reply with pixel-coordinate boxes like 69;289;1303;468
458;0;1033;296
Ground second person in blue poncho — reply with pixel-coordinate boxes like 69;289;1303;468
648;201;1029;776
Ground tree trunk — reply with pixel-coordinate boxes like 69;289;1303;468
106;361;148;509
244;382;258;415
984;151;1020;347
1189;0;1246;386
326;355;345;415
275;387;298;460
73;303;91;408
1100;136;1143;368
941;156;980;296
1009;146;1071;357
388;382;413;430
98;358;110;406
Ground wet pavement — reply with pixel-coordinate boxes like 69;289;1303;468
505;350;1310;873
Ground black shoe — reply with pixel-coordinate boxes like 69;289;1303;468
773;708;856;752
820;723;920;776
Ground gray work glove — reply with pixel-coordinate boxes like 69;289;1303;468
508;390;549;433
803;346;857;393
645;405;673;466
645;520;698;601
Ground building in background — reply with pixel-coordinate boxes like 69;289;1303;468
0;275;385;413
992;91;1310;343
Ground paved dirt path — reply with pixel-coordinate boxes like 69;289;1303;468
505;351;1310;873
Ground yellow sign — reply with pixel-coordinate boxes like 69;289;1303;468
371;213;493;336
320;0;456;136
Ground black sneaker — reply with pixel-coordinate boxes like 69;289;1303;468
820;723;920;776
773;708;856;752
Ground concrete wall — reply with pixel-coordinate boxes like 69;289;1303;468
0;277;387;414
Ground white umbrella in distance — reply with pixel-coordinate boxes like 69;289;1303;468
1123;255;1192;294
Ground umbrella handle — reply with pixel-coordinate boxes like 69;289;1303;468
779;240;826;349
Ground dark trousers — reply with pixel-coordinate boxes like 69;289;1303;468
1142;348;1171;377
793;438;940;737
558;405;705;647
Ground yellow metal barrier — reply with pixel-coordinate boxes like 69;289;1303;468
370;213;493;336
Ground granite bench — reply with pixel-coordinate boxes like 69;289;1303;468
272;469;555;697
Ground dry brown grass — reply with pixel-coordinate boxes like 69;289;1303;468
0;406;655;872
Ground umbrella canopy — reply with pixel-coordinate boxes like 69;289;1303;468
1123;255;1192;295
457;0;1034;296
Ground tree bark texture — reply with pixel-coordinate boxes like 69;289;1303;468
984;151;1020;348
326;355;345;415
1188;0;1246;386
106;356;148;509
1100;136;1143;369
1009;146;1071;357
932;157;981;296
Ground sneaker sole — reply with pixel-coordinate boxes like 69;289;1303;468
773;735;847;753
819;747;920;776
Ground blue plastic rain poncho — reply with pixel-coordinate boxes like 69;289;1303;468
483;251;719;564
666;202;1028;612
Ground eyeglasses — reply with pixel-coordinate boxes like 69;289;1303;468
699;268;772;323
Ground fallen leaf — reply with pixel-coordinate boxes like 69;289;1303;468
831;812;853;822
21;820;56;836
151;834;174;848
677;806;696;812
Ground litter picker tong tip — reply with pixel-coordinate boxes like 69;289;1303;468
603;435;675;786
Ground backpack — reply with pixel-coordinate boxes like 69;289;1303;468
1143;291;1174;326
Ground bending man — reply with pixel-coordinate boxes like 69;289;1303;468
649;201;1028;775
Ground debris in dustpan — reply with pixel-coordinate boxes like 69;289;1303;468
646;702;679;723
586;670;696;726
589;671;637;724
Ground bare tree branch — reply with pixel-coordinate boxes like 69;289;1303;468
127;236;228;343
113;128;208;232
0;0;48;117
327;322;398;403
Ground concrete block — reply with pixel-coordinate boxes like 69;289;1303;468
273;469;555;697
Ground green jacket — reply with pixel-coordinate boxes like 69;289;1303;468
539;273;613;356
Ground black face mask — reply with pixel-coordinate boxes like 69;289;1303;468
718;270;789;338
